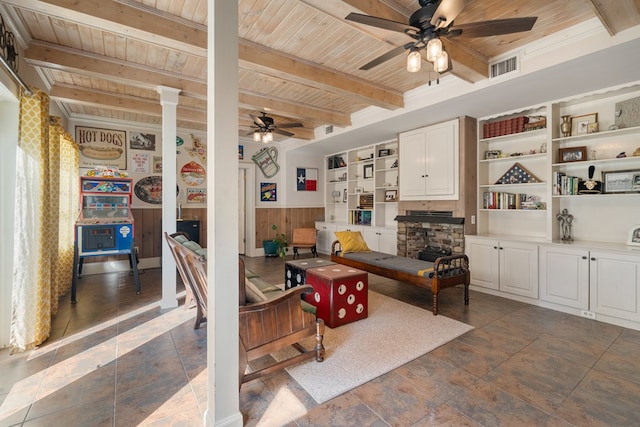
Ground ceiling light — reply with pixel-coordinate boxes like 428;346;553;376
406;48;421;72
262;131;273;143
434;51;449;73
253;131;261;142
426;37;443;62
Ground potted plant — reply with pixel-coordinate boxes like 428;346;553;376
263;224;289;259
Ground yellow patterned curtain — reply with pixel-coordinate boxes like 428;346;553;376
10;88;79;352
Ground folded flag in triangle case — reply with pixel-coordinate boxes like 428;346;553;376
297;167;317;191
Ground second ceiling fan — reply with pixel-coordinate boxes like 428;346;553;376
346;0;537;74
249;112;303;143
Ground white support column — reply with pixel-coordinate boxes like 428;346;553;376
205;0;241;426
158;85;180;310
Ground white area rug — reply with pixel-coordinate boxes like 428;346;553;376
275;291;473;403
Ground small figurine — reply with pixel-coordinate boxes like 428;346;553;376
616;152;627;158
556;208;574;242
633;147;640;157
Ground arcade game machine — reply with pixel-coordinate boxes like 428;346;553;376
71;168;140;303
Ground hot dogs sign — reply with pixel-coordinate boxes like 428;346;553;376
76;126;127;169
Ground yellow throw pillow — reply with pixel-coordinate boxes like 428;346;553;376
334;231;371;254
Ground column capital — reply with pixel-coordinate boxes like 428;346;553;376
156;86;181;105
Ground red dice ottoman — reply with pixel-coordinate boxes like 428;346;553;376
304;265;368;328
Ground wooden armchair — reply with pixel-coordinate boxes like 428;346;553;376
165;232;208;329
292;227;318;259
239;257;325;386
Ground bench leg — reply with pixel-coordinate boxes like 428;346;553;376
464;283;469;306
293;247;299;259
315;319;325;362
432;293;438;316
312;245;317;257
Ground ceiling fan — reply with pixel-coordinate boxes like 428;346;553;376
346;0;537;76
248;112;303;143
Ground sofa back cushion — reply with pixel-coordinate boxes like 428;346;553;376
244;277;268;303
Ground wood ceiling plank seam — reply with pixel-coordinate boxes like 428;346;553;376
180;0;199;21
238;39;404;109
294;15;341;65
238;0;273;38
284;9;333;59
263;2;311;52
243;0;289;45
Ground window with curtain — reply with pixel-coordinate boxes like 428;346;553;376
10;87;79;352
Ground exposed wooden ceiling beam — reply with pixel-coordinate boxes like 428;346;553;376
588;0;640;36
238;38;404;110
24;42;207;97
50;84;207;123
2;0;206;55
238;90;352;128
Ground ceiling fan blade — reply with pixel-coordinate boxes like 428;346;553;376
250;114;266;127
360;44;411;70
273;129;294;137
430;0;467;29
451;17;537;38
345;13;417;33
245;130;255;136
277;122;303;128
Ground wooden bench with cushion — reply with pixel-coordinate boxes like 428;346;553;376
330;231;470;315
292;227;318;259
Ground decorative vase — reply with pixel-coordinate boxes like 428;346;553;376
560;115;571;137
263;240;278;257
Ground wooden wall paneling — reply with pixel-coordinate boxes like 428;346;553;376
255;207;326;249
152;209;163;258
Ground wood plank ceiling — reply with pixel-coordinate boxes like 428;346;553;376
1;0;639;142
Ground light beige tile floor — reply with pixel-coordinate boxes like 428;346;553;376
2;255;640;426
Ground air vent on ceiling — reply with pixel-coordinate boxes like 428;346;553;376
490;56;518;79
325;125;333;135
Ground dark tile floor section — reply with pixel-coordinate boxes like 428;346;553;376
1;254;640;426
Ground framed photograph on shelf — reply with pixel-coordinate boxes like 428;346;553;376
602;169;640;193
385;190;397;202
363;164;374;179
628;225;640;246
571;113;598;136
558;146;587;163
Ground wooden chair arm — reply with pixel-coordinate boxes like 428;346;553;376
238;284;314;313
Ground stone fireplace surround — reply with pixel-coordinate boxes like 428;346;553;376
396;214;465;258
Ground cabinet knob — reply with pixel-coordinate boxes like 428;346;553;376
493;246;498;249
421;174;429;178
591;257;596;261
582;256;587;259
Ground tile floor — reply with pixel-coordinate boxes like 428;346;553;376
2;255;640;426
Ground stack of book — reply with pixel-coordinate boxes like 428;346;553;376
552;171;581;195
482;116;530;138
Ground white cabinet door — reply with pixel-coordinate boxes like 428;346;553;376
362;227;397;255
315;222;336;255
590;251;640;322
399;129;427;198
539;245;589;310
499;241;538;299
466;237;538;297
424;122;457;197
466;237;499;290
399;119;459;201
378;228;397;255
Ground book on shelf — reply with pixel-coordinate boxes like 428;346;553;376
483;191;545;210
552;171;581;196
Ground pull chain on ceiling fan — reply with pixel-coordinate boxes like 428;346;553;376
346;0;537;80
248;112;303;143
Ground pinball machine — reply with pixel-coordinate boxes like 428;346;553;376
71;173;140;303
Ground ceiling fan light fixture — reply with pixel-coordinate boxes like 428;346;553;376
253;131;262;142
426;37;443;62
434;50;448;73
407;48;421;72
262;131;273;143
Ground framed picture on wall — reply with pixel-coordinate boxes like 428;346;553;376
363;164;373;179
